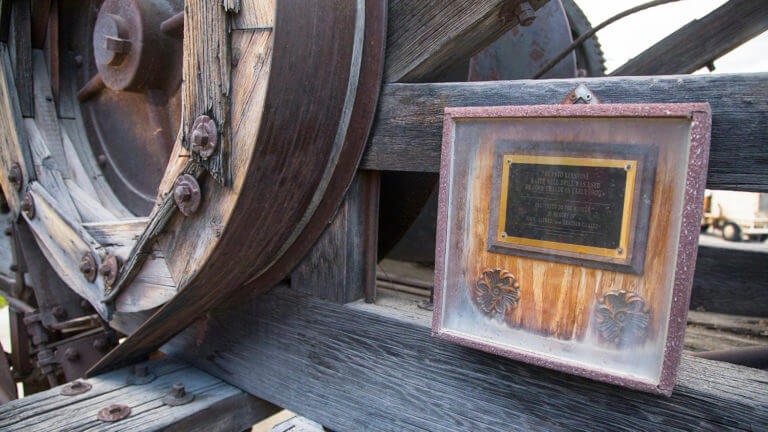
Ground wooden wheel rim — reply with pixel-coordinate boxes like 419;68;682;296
0;0;386;373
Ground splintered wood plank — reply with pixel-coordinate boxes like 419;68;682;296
82;218;178;312
22;182;109;318
362;74;768;192
182;0;231;184
161;285;768;431
25;118;80;221
0;357;278;431
0;44;35;214
612;0;768;76
384;0;549;82
9;0;33;116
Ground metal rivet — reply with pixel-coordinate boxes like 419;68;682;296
97;154;108;166
162;382;194;406
80;252;98;283
64;347;79;361
617;248;624;255
189;115;218;159
21;192;34;218
93;337;108;352
127;363;156;385
173;174;201;216
8;163;22;191
60;380;92;396
625;164;632;171
500;232;508;239
97;404;131;422
52;305;68;320
98;254;120;288
515;2;536;26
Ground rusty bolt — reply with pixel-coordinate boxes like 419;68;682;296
173;174;201;216
97;404;131;422
189;115;218;159
93;337;108;352
127;363;156;385
80;252;98;282
60;380;92;396
162;382;194;406
21;192;35;218
52;305;68;320
98;254;120;288
8;163;22;191
64;347;79;361
515;2;536;27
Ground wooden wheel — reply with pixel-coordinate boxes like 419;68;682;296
0;0;386;373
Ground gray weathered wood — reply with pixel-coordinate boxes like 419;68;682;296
291;173;379;304
612;0;768;76
9;1;32;117
385;0;549;83
690;245;768;316
0;357;279;431
362;73;768;192
162;284;768;432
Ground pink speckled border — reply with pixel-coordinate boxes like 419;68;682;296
432;103;712;397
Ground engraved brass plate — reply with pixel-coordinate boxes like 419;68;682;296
488;142;657;274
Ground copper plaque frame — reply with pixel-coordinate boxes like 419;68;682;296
487;141;658;274
432;103;712;396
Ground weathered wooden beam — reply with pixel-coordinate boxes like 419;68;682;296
362;73;768;192
384;0;549;83
0;357;279;431
162;285;768;431
690;245;768;316
612;0;768;76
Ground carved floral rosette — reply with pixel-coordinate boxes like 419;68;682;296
595;290;650;348
473;269;520;320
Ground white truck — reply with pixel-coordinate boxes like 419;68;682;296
702;190;768;241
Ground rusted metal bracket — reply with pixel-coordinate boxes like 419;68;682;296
560;83;600;104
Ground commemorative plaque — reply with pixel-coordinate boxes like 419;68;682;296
432;101;711;395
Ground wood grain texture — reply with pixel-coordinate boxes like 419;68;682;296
0;44;35;215
162;285;768;432
690;245;768;316
447;113;695;376
182;0;231;184
291;175;367;304
90;0;386;376
384;0;549;82
0;357;279;431
9;0;33;117
362;74;768;192
22;182;109;318
612;0;768;76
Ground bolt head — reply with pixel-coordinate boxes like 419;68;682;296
52;305;67;320
189;115;217;159
99;254;120;287
21;192;35;218
97;154;108;166
80;253;98;282
172;383;185;397
4;226;11;236
9;264;17;272
97;404;131;422
64;347;79;361
515;2;536;26
93;337;108;351
173;174;201;216
8;163;22;191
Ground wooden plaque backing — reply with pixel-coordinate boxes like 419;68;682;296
433;103;711;395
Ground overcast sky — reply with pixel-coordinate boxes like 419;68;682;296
575;0;768;74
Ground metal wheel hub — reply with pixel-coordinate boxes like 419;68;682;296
93;0;179;91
